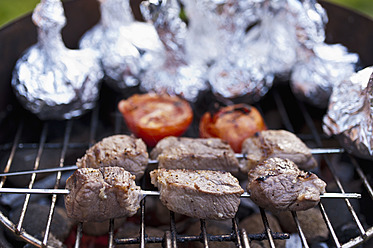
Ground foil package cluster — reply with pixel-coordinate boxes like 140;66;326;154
323;67;373;160
12;0;360;117
11;0;103;120
138;0;359;104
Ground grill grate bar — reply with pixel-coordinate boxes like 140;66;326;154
259;208;276;248
240;229;251;248
74;222;83;248
0;121;23;188
140;198;146;248
164;230;173;248
170;211;178;247
297;100;368;243
272;88;295;133
17;123;49;234
319;202;341;248
342;226;373;248
43;120;73;247
0;142;88;151
73;107;101;247
350;156;373;200
232;217;243;247
89;106;100;146
108;218;115;248
114;227;290;245
291;211;309;248
200;219;209;247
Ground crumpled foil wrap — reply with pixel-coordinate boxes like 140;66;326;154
186;0;274;102
137;0;359;104
139;0;208;102
288;0;358;107
323;67;373;160
174;0;337;102
79;0;164;91
11;0;103;120
208;58;274;102
290;43;359;108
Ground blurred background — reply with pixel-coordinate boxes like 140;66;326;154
0;0;372;28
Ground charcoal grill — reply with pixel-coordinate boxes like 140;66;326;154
0;0;373;247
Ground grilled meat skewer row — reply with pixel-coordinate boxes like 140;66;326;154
0;148;343;177
0;188;360;199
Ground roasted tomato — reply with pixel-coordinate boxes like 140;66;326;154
199;103;267;152
118;93;193;147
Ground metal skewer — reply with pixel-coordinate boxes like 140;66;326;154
0;148;344;177
0;188;361;199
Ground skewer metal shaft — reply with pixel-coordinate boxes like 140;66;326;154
0;188;361;199
0;148;344;177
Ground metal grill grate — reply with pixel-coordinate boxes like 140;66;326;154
0;84;372;248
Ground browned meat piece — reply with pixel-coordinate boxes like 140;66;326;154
150;168;244;220
247;157;326;212
76;135;148;179
150;136;239;173
65;167;142;222
241;130;317;173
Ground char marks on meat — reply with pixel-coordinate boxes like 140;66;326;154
150;136;239;173
241;130;317;173
76;135;148;179
150;168;244;220
65;167;142;222
247;157;326;212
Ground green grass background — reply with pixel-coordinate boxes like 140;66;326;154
0;0;372;27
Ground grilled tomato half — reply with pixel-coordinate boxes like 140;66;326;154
118;93;193;147
199;104;267;152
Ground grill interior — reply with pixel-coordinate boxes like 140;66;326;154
0;83;372;248
0;0;373;248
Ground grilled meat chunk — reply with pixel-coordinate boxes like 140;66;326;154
76;135;148;179
247;157;326;212
150;136;239;173
150;168;244;220
241;130;317;173
65;167;142;222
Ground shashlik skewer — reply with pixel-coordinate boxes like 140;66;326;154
0;147;344;177
0;188;361;199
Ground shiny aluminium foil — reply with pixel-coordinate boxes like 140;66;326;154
80;0;165;92
322;66;373;160
294;0;328;49
208;56;274;102
139;0;208;102
140;62;209;102
208;0;298;100
181;0;258;65
11;0;103;120
290;43;359;108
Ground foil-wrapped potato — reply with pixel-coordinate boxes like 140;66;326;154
323;66;373;160
139;0;208;102
290;43;359;108
79;0;165;92
11;0;103;120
